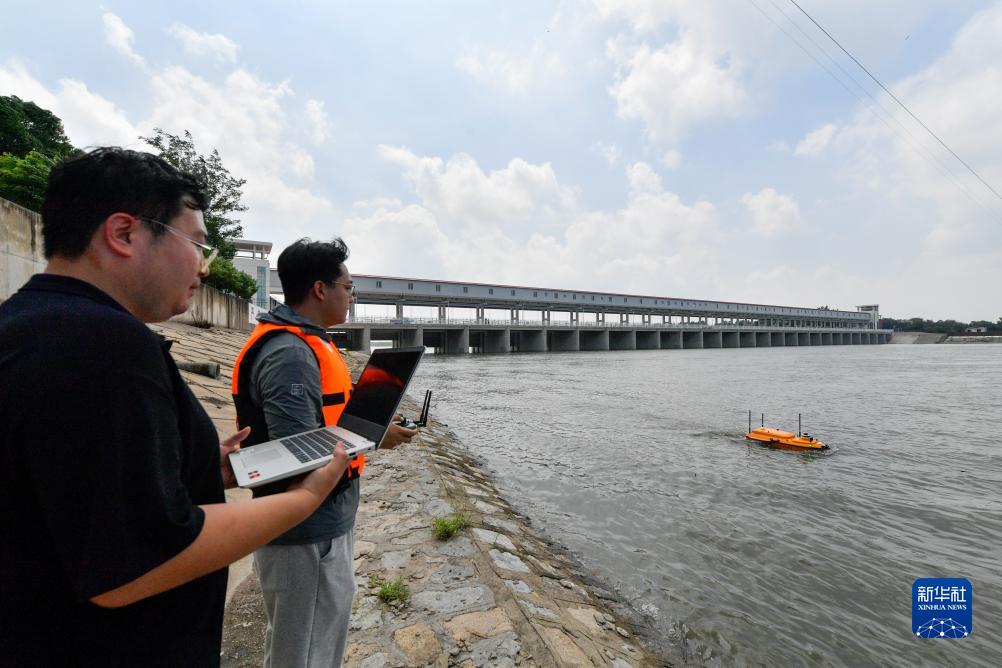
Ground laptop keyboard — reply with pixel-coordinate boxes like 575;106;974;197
281;429;346;463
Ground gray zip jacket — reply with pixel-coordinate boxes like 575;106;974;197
247;303;359;544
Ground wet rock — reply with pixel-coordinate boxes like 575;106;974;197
472;528;517;551
438;536;475;557
482;516;520;534
411;585;492;614
428;561;475;585
517;600;560;621
443;607;514;642
504;579;531;594
393;623;440;665
538;627;591;666
381;550;412;570
489;549;530;574
359;651;389;668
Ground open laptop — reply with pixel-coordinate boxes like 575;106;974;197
229;346;425;488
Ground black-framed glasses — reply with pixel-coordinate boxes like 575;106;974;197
137;216;219;273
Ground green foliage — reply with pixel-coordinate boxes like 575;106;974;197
0;95;74;159
369;575;410;604
0;150;56;211
879;317;1002;334
141;129;255;298
206;257;258;299
431;514;470;541
140;129;247;256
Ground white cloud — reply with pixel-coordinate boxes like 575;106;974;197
794;123;838;157
824;3;1002;259
0;59;140;148
590;141;622;166
742;187;801;237
168;23;240;63
456;42;564;95
345;150;719;295
143;65;334;239
304;99;331;145
378;145;578;234
660;149;682;169
607;33;747;144
102;12;146;69
2;51;334;256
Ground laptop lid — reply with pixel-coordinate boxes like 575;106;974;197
337;346;425;442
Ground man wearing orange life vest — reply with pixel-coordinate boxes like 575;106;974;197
232;237;416;667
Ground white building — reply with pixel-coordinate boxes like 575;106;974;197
231;239;273;309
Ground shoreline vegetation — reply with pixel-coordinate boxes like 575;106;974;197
151;320;663;667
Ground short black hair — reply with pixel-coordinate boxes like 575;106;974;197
277;237;350;306
41;147;209;259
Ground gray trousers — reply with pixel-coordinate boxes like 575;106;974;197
254;531;356;668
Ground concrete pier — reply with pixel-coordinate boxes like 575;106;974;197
703;331;722;349
661;331;682;349
338;322;892;355
580;329;609;351
548;329;579;352
683;331;703;349
609;330;636;350
636;330;660;350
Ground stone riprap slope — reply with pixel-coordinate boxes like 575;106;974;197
150;321;661;667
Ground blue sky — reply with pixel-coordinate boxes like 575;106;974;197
3;1;1000;320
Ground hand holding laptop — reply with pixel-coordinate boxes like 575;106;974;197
287;440;349;499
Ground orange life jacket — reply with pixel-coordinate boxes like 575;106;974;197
232;322;364;479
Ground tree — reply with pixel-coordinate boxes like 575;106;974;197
140;130;246;253
0;151;56;211
0;95;74;159
140;129;257;298
206;257;258;300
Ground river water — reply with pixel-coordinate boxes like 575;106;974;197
409;344;1001;667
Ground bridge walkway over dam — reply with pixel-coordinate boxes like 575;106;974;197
272;274;892;353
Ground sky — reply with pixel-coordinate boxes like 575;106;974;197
3;1;1000;321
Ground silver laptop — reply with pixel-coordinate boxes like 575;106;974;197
229;346;425;488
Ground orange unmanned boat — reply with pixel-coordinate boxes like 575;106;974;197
745;412;828;450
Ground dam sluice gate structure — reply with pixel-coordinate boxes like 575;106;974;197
268;272;891;353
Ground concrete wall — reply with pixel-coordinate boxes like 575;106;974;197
0;198;253;331
171;284;255;331
1;198;45;302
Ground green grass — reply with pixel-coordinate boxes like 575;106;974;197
370;575;410;604
431;514;470;541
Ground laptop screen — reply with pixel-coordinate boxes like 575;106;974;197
339;347;423;440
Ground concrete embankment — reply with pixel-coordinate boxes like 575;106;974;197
886;332;946;344
151;320;662;668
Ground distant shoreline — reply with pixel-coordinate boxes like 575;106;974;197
943;335;1002;343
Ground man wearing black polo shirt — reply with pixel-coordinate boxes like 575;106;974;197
0;148;349;666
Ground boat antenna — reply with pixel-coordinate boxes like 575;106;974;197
748;410;752;433
798;413;802;437
761;413;764;428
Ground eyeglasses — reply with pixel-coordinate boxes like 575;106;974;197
324;280;356;297
138;216;219;273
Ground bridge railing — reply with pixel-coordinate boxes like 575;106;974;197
344;316;879;331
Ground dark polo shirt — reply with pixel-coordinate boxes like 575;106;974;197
0;274;227;666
